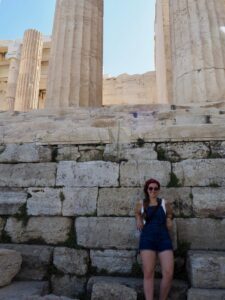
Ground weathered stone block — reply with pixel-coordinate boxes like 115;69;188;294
192;187;225;217
76;217;137;249
0;249;22;287
79;149;104;162
157;142;210;162
87;276;188;300
51;275;86;298
120;160;171;187
0;244;53;280
0;189;27;215
90;250;136;274
53;247;89;275
187;288;225;300
56;145;80;161
173;159;225;186
27;188;62;216
5;217;72;244
104;143;157;161
177;218;225;249
0;217;4;239
0;281;49;300
62;187;97;216
57;161;119;187
97;188;141;216
0;143;52;163
91;282;137;300
0;163;56;187
160;187;193;217
187;251;225;288
210;141;225;158
26;296;74;300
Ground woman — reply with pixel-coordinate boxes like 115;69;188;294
135;178;174;300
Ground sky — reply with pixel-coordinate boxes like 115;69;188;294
0;0;156;76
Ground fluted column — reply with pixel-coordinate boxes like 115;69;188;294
155;0;172;104
5;41;21;111
14;29;43;112
46;0;103;108
170;0;225;105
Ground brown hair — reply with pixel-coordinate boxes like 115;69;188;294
143;178;161;220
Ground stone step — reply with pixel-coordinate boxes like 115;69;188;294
87;276;188;300
187;288;225;300
187;250;225;289
0;281;49;300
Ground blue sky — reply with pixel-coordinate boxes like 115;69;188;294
0;0;155;76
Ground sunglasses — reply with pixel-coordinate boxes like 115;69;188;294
148;187;159;191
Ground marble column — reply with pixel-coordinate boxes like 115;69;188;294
45;0;103;108
14;29;43;112
155;0;173;104
169;0;225;105
5;41;21;111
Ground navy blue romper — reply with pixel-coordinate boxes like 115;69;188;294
139;199;173;252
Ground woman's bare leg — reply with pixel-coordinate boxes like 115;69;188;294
158;250;174;300
140;250;157;300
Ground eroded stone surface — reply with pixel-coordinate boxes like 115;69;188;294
51;275;86;298
177;218;225;250
187;288;225;300
91;282;137;300
5;217;72;244
62;187;97;216
120;160;171;186
57;161;119;187
187;251;225;288
0;189;27;215
0;249;22;287
0;244;53;280
56;145;80;161
53;247;89;276
90;250;136;274
27;188;62;216
76;217;137;249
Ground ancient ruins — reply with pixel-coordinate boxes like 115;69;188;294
0;0;225;299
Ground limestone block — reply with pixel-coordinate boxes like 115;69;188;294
56;146;80;161
187;288;225;300
0;244;53;280
53;247;89;275
0;144;52;163
51;275;86;298
90;250;136;274
79;149;104;162
62;187;97;216
5;217;72;244
98;188;142;216
0;163;56;187
0;281;49;300
173;159;225;186
192;187;225;217
210;141;225;158
91;282;137;300
87;276;188;300
177;218;225;249
0;189;27;215
120;160;171;187
76;217;137;249
26;296;74;300
57;161;119;187
103;143;157;162
157;142;210;162
0;249;22;287
187;251;225;288
27;188;62;216
160;187;192;217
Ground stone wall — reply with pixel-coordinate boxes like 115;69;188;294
0;139;225;298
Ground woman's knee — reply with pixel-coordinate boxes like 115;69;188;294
162;269;173;281
143;269;155;280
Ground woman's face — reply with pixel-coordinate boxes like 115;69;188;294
147;183;160;198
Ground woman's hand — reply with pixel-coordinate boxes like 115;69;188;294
136;217;144;231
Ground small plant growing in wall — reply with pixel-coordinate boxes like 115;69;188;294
209;182;220;187
14;203;29;227
167;172;182;187
136;138;145;147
